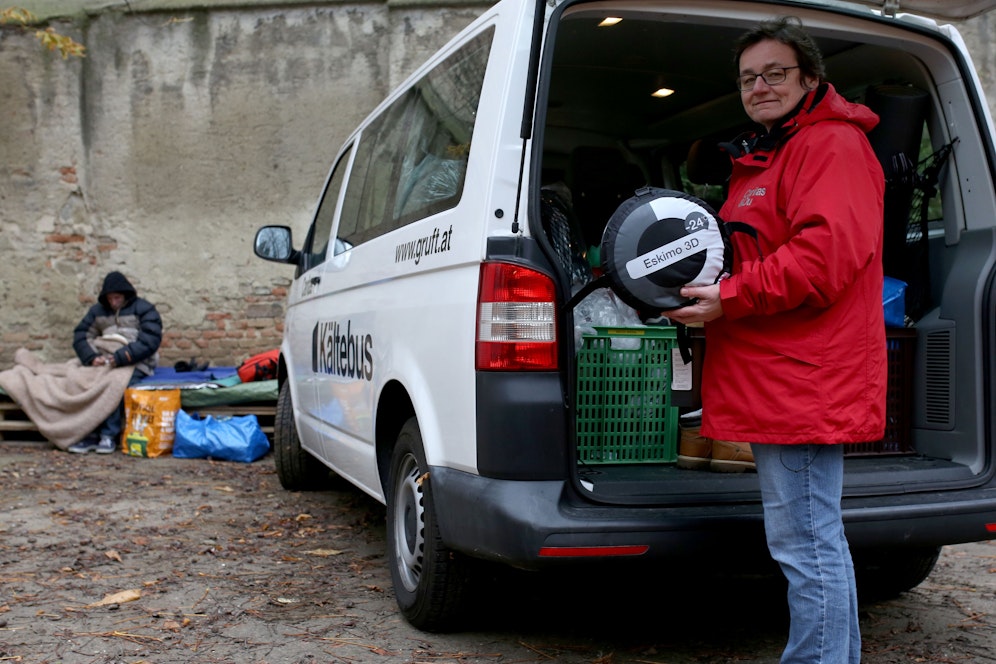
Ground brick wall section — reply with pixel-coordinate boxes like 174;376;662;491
158;288;288;368
1;285;289;370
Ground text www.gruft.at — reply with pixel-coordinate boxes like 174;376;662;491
394;225;453;265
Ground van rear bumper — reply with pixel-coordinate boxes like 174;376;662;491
429;466;996;569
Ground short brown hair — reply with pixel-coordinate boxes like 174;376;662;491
734;16;826;83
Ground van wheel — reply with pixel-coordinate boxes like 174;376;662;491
854;545;942;601
387;417;472;631
273;381;329;491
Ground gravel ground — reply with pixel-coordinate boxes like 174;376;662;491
1;441;994;664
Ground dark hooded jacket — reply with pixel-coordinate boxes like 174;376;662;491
72;272;163;376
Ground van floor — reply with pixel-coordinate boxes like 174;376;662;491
577;454;973;503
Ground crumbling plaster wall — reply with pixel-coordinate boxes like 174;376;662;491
0;3;993;369
0;1;487;368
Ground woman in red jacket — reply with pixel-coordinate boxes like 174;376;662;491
670;17;886;664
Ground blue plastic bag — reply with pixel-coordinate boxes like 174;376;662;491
173;409;270;463
883;276;907;328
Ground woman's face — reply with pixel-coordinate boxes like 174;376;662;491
738;39;819;131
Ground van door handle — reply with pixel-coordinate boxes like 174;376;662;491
309;276;321;286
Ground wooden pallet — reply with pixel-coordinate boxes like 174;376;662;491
0;399;47;442
0;397;275;442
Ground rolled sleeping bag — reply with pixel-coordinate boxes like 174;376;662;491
600;187;729;312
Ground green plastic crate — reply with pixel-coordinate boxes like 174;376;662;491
576;326;679;464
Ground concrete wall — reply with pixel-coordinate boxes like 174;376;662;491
1;2;993;369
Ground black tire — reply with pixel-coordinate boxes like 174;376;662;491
386;417;473;631
854;545;942;602
273;381;329;491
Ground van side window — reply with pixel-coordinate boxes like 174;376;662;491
336;27;494;249
303;145;352;270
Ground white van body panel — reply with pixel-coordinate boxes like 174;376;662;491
295;3;541;498
284;267;331;462
943;25;996;141
306;217;485;495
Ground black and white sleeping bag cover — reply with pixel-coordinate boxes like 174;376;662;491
600;187;730;312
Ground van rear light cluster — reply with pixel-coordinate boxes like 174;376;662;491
476;262;557;370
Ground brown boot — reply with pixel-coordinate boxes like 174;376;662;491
710;440;756;473
677;426;712;470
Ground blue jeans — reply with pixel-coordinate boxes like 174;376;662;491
98;373;144;440
752;443;860;664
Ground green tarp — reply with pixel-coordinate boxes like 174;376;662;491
180;379;278;408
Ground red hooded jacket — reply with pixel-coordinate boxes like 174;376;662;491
703;83;887;445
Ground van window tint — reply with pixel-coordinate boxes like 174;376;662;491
303;145;352;271
336;27;494;250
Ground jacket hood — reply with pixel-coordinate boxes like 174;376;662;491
98;271;137;307
725;83;880;160
794;83;880;134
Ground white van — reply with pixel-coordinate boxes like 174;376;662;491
255;0;996;631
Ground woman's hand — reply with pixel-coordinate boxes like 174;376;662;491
666;284;724;325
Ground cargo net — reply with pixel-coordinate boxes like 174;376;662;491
896;140;955;322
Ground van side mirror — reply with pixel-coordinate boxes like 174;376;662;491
254;226;299;264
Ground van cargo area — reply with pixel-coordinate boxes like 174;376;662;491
530;4;994;503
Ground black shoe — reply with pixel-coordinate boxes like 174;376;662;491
68;435;99;454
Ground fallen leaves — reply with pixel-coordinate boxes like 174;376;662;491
87;588;141;608
303;548;344;557
161;618;191;632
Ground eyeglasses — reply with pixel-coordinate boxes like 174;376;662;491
736;66;800;91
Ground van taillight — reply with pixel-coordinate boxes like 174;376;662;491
476;262;557;371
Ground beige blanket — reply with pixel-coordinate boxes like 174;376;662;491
0;348;135;450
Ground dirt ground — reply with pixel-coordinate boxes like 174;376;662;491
2;440;995;664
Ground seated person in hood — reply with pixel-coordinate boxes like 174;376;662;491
68;271;163;454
